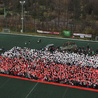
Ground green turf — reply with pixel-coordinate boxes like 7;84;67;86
0;33;98;51
0;76;98;98
0;33;98;98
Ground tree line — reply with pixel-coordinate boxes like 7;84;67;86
0;0;98;36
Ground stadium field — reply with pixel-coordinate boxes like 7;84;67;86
0;74;98;98
0;33;98;98
0;33;98;51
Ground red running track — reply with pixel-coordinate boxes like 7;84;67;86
0;73;98;93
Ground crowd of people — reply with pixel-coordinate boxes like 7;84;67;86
0;46;98;89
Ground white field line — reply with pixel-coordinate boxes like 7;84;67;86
25;82;39;98
0;78;10;89
62;87;69;98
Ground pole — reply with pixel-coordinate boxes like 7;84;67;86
21;2;23;33
20;1;25;33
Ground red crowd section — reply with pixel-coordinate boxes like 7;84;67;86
0;56;98;90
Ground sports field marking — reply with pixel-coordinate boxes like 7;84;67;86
0;78;10;89
62;87;68;98
25;82;39;98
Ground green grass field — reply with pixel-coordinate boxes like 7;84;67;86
0;33;98;51
0;76;98;98
0;33;98;98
